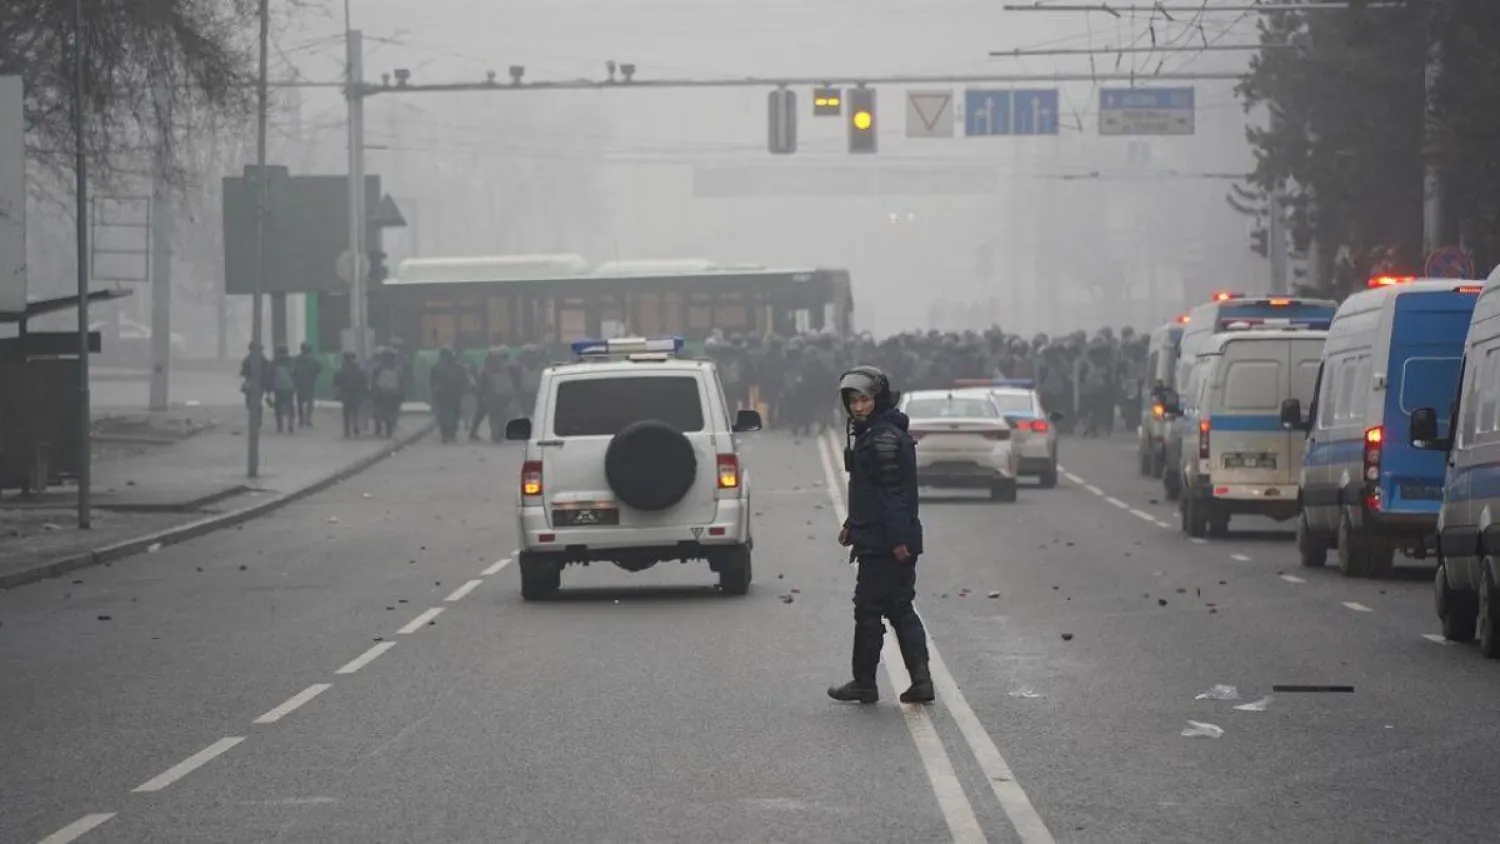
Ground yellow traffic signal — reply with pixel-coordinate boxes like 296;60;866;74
848;87;876;153
853;110;872;130
813;86;841;116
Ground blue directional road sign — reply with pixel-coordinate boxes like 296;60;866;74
1012;89;1059;135
1424;245;1475;280
964;89;1012;136
1099;87;1195;136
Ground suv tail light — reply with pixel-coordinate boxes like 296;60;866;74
717;454;740;489
1198;418;1211;460
521;460;543;496
1363;426;1383;483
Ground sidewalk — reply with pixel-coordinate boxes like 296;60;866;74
0;403;433;589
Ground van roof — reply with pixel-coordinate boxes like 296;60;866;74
1200;328;1329;355
1339;279;1484;312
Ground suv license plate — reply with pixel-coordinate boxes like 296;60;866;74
553;507;620;527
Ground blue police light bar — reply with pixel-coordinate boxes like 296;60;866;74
571;335;685;357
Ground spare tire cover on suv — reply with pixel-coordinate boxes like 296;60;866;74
605;420;698;511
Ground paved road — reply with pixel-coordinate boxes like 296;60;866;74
3;429;1499;843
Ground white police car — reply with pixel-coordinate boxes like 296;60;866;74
952;379;1063;487
505;336;762;600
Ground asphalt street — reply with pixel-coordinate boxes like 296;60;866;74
3;427;1500;843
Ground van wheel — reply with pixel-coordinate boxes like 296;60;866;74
990;480;1018;502
519;553;561;601
717;545;752;596
1480;562;1500;659
1436;560;1477;643
1182;494;1208;538
1163;470;1182;502
1336;511;1369;578
1366;537;1396;579
1297;512;1328;568
1208;509;1231;538
1037;467;1058;489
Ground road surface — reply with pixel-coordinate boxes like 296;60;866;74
2;429;1497;843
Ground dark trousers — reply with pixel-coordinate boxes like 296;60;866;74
851;554;929;686
435;395;462;442
273;390;296;432
341;399;362;437
296;391;315;426
470;395;510;441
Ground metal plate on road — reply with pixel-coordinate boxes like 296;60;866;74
1099;87;1195;136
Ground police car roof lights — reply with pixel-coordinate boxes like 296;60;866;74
571;336;685;358
1368;274;1416;288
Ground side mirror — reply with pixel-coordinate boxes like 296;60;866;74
1279;398;1304;431
733;409;763;433
1409;407;1445;449
1048;410;1065;423
504;417;532;441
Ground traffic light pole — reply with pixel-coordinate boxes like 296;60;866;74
346;29;369;362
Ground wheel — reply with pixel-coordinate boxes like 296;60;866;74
519;553;561;601
1182;493;1207;538
1163;469;1182;502
605;420;697;511
1436;559;1477;643
1366;537;1396;579
1037;466;1058;488
717;544;752;596
990;479;1018;502
1336;511;1369;578
1208;508;1231;538
1481;562;1500;659
1296;511;1328;568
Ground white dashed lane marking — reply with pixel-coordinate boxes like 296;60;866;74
253;684;332;725
131;737;245;793
1064;473;1085;485
37;814;117;844
1129;509;1156;522
1085;485;1104;496
1422;634;1452;645
1343;601;1374;613
398;607;445;635
1105;497;1130;510
1190;537;1207;545
1231;553;1252;562
1155;520;1174;529
445;579;484;602
336;641;397;675
1280;574;1306;584
481;557;512;576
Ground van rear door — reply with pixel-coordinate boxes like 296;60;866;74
1212;338;1306;487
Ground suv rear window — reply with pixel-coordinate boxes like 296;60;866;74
553;376;705;436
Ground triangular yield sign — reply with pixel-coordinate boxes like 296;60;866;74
911;93;951;132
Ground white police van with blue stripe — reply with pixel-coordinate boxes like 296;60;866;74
1166;328;1327;538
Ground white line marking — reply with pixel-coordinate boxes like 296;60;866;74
1280;574;1306;584
398;607;445;634
1130;508;1156;522
1064;472;1084;484
132;736;245;793
481;557;512;576
1056;464;1067;473
1422;633;1451;645
1231;553;1252;562
253;684;332;725
37;813;117;844
336;641;396;675
1342;601;1374;613
1190;537;1207;545
1106;497;1130;510
1085;484;1104;496
819;430;1053;844
445;579;484;602
1155;520;1173;529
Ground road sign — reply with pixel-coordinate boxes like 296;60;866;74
1099;87;1195;136
1424;245;1475;280
813;87;841;117
1013;89;1059;135
964;89;1012;136
336;249;369;284
768;89;797;155
905;90;954;138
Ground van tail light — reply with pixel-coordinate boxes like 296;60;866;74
1198;418;1211;460
1363;425;1383;483
521;460;543;497
716;454;740;489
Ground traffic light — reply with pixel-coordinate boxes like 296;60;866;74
848;87;876;154
813;87;841;116
1250;229;1268;258
768;89;797;155
368;250;388;283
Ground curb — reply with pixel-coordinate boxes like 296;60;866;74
0;416;437;591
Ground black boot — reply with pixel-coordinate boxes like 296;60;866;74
900;663;935;704
827;681;879;704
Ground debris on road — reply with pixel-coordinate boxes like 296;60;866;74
1181;721;1224;739
1195;684;1240;701
327;517;339;524
1060;633;1074;641
147;543;162;553
1234;696;1272;712
1158;598;1168;607
1008;686;1042;699
987;591;1001;599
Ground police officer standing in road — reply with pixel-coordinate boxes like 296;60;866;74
828;366;934;706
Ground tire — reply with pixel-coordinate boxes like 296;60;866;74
1182;493;1207;538
1297;511;1328;568
990;479;1018;502
1208;508;1231;539
1163;469;1182;502
1436;559;1477;643
717;544;752;596
1037;466;1058;489
605;420;698;511
1337;511;1369;578
1481;562;1500;659
519;552;561;601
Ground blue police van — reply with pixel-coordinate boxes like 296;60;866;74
1283;278;1483;578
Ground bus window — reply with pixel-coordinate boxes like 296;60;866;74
633;293;664;336
487;296;511;345
422;313;457;348
688;302;714;332
716;294;749;331
557;298;588;342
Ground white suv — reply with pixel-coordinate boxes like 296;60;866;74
505;337;762;600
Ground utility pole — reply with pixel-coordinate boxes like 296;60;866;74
148;84;172;411
248;0;270;478
346;29;369;362
1267;103;1290;295
1422;23;1443;256
71;0;91;529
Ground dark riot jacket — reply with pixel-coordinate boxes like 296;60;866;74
844;407;923;559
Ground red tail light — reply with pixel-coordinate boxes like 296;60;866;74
1457;285;1483;294
1027;419;1050;433
1268;298;1291;306
1198;418;1211;460
1363;425;1383;483
716;454;740;489
1177;313;1191;324
1213;291;1240;301
1368;275;1415;288
521;460;543;497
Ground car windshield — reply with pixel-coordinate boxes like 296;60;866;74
552;376;705;436
987;392;1036;415
904;397;998;419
